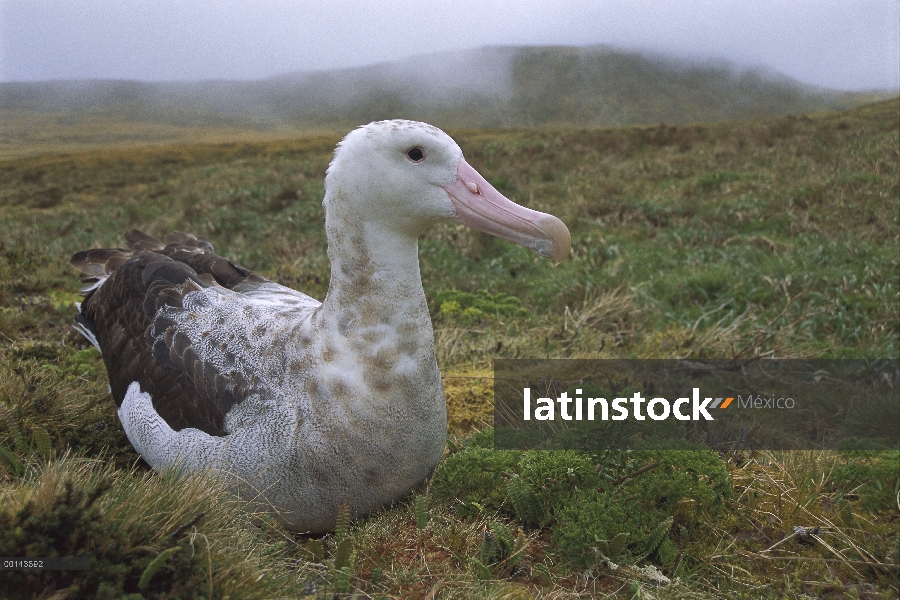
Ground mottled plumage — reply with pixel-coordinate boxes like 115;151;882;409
71;120;570;532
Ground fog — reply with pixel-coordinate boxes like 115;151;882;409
1;0;898;91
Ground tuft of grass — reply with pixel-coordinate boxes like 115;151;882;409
0;457;314;599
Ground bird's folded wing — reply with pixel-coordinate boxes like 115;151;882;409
142;257;322;431
74;231;320;437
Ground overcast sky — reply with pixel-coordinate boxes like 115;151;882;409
1;0;897;90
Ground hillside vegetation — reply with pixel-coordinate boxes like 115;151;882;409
0;99;897;598
2;45;890;159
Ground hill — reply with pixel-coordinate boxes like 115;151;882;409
2;45;892;158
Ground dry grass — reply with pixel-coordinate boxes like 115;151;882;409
707;451;899;597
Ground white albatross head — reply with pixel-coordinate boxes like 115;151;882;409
325;120;571;263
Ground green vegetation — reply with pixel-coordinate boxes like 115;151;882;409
0;99;897;597
437;289;528;324
433;441;732;574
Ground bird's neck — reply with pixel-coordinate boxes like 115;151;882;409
317;207;435;365
301;188;446;440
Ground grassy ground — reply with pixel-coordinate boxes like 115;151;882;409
0;107;333;161
0;99;897;598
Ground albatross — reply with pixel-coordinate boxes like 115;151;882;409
70;120;570;533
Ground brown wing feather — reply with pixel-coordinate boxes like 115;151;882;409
124;230;165;252
71;231;270;436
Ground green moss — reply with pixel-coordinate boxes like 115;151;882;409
435;431;732;572
553;450;731;569
463;428;496;450
435;289;528;324
433;447;522;517
517;450;598;517
58;418;141;471
829;451;900;513
552;491;629;565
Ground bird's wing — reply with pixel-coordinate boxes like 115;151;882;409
72;231;319;436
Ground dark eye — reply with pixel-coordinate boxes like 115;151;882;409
406;147;425;162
